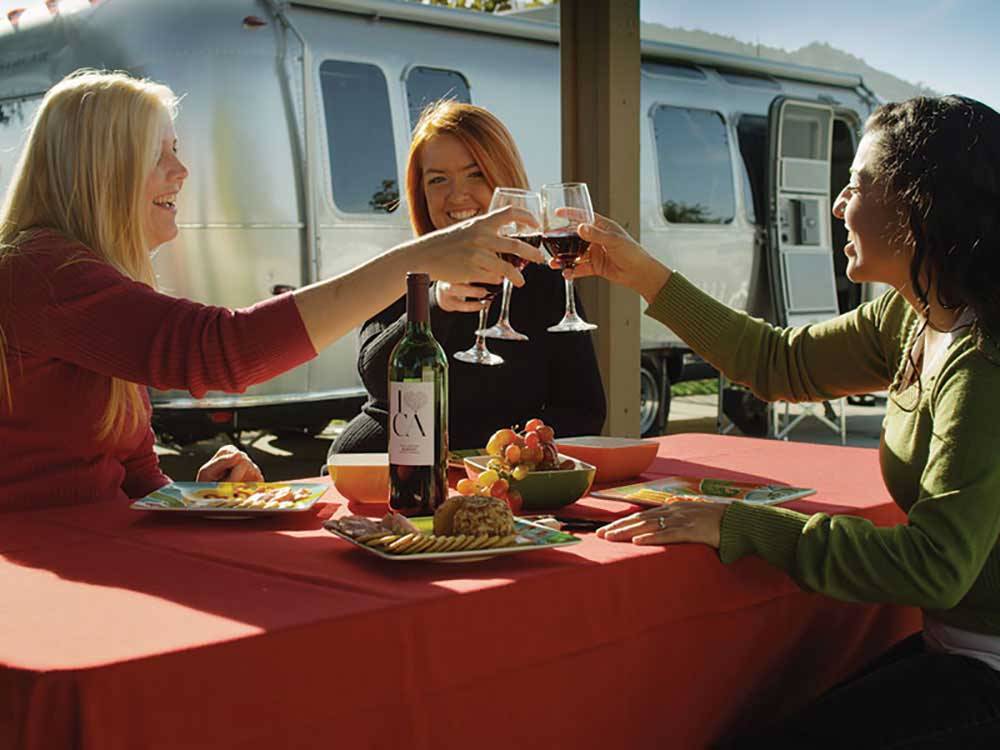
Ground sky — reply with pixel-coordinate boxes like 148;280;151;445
640;0;1000;112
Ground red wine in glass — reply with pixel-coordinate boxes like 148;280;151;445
502;234;542;272
541;231;589;269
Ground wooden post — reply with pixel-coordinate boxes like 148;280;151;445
560;0;641;437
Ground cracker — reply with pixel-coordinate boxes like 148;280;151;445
490;534;516;549
433;536;456;552
388;533;420;553
425;536;449;553
434;496;466;535
466;535;490;551
409;535;436;554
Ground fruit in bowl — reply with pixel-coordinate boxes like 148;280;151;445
458;419;596;510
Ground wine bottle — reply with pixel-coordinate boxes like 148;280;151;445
388;272;449;515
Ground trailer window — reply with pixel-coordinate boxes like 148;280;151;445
652;105;734;224
717;69;780;90
406;67;471;130
320;60;399;214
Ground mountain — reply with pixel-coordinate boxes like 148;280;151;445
639;24;937;102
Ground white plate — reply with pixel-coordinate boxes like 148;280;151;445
131;482;328;518
323;516;580;562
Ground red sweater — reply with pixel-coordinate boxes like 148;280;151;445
0;230;316;509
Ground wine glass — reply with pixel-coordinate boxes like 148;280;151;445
541;182;598;332
452;280;504;366
477;187;542;342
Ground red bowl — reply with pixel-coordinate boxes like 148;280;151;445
553;437;658;483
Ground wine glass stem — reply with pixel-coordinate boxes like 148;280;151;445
474;305;489;351
497;278;513;325
564;277;579;318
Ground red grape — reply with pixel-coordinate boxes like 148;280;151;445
506;490;524;515
505;444;522;465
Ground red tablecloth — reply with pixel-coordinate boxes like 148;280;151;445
0;434;920;749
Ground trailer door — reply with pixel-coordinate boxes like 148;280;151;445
766;98;839;327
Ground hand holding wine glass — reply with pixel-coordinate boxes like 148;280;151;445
541;182;597;332
411;204;544;288
478;188;543;342
552;212;673;305
448;202;541;367
434;281;493;313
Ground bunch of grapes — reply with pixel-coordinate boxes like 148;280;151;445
456;418;574;510
455;468;522;512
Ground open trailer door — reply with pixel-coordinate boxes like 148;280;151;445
766;97;840;327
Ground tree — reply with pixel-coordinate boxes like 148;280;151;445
370;179;400;214
662;201;726;225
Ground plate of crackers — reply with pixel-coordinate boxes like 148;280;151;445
324;495;580;562
130;481;328;518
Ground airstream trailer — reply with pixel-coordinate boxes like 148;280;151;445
0;0;880;439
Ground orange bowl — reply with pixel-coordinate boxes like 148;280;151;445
553;437;658;483
328;453;389;505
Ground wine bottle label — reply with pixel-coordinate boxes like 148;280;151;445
388;381;435;465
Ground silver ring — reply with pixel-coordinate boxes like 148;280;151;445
657;516;667;530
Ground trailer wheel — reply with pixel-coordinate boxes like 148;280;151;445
639;355;670;437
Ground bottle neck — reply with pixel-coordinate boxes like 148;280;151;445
406;320;431;336
406;277;430;331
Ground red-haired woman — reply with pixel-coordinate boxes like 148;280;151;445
332;102;606;454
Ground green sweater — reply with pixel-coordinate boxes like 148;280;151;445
646;272;1000;634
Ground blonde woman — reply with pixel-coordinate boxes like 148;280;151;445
0;71;541;508
332;101;605;456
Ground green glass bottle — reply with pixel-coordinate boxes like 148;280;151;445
388;272;449;515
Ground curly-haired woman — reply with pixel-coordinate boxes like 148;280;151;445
578;96;1000;747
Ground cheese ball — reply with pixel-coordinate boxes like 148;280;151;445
451;496;514;537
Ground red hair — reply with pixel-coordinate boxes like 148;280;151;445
406;101;528;236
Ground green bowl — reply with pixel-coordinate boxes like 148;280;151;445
463;455;596;510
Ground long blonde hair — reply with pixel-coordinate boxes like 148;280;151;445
0;70;178;440
406;101;529;237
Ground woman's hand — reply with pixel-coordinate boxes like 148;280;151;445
412;205;544;288
596;502;725;548
435;281;491;313
195;444;263;483
552;212;672;304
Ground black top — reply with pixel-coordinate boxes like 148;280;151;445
340;263;607;452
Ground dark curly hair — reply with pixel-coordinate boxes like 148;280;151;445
866;96;1000;338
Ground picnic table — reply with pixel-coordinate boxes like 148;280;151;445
0;434;919;749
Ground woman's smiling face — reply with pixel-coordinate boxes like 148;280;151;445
142;118;188;250
420;134;493;230
832;132;910;288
